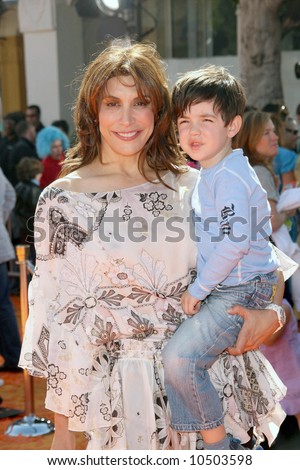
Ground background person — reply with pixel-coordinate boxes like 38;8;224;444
7;120;38;187
0;168;21;372
26;105;45;134
260;298;300;442
14;157;43;264
0;111;25;179
235;110;300;321
36;126;70;189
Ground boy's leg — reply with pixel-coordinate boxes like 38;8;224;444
162;296;242;432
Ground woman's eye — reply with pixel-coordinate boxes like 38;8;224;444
135;101;148;107
106;102;118;107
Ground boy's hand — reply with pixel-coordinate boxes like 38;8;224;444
181;290;201;315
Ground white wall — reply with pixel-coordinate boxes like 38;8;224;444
56;3;84;127
281;51;300;117
166;56;239;86
23;30;60;125
19;0;84;128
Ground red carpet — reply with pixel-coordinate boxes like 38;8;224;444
0;295;87;450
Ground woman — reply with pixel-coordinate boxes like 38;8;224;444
0;168;21;372
235;110;300;314
235;111;288;232
36;126;70;189
235;110;300;439
19;41;286;450
260;298;300;438
14;157;43;263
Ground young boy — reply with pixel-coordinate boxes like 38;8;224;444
162;65;283;450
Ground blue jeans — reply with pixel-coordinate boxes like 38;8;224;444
0;262;21;366
162;272;278;431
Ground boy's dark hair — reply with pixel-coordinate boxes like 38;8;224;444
172;64;246;126
16;157;43;182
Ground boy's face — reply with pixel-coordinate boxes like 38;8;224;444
177;100;241;169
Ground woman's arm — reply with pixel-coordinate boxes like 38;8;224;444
51;413;76;450
227;269;285;355
263;301;291;346
268;199;288;232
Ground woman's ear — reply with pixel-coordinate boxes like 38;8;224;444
228;115;242;138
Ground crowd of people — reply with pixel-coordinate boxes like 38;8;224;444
0;39;300;451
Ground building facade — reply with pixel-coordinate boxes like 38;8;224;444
0;0;299;131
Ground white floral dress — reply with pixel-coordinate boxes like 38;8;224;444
19;169;286;449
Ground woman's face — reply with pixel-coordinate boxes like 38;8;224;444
51;139;63;160
98;75;154;162
255;119;279;162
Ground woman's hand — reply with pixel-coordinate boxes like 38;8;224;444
226;305;278;355
226;269;285;355
263;302;291;346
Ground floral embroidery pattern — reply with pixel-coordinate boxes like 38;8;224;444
127;287;154;304
167;282;187;302
86;317;118;348
38;187;66;207
154;391;172;449
161;302;182;326
100;402;111;422
70;393;89;423
127;310;156;340
105;259;135;287
97;289;125;307
139;192;173;217
48;207;90;257
122;204;133;221
132;250;167;296
47;363;67;396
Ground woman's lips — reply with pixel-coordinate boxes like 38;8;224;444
114;131;140;140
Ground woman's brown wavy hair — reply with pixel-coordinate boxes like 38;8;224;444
59;39;186;185
234;110;277;181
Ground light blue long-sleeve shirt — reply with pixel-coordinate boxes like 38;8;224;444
189;149;279;300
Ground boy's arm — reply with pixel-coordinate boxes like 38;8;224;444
189;170;258;300
181;290;201;315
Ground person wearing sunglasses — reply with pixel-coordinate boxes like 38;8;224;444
272;114;300;320
273;116;298;191
25;105;45;135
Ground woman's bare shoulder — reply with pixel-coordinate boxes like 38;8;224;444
48;172;81;191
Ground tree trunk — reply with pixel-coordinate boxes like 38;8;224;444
237;0;284;108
